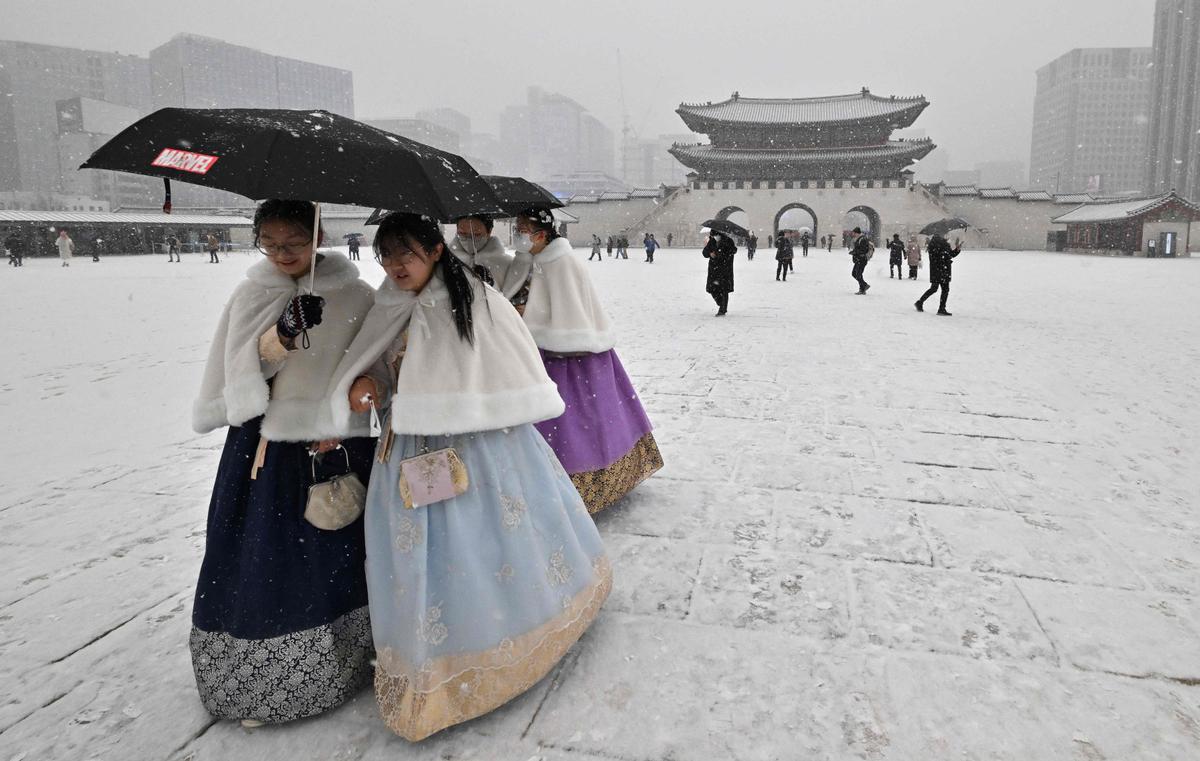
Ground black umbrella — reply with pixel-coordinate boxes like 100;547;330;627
342;232;365;240
919;218;971;237
80;108;503;221
365;174;562;224
702;218;750;239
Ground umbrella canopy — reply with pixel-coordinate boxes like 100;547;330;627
919;217;971;237
81;108;503;220
702;218;750;239
365;174;562;225
341;232;365;240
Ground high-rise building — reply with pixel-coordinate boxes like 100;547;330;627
624;134;693;188
148;34;354;207
415;107;471;141
1029;47;1152;195
149;34;353;114
365;118;460;154
1146;0;1200;200
0;40;151;199
499;87;616;182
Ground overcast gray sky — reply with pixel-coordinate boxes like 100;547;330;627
6;0;1156;169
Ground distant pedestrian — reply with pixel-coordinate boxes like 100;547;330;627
590;234;603;261
607;235;614;256
56;229;74;267
887;233;905;278
800;231;810;257
167;234;180;262
617;234;629;259
915;234;961;315
767;234;773;248
92;237;103;262
826;234;833;252
347;235;361;260
667;232;673;247
206;232;220;263
4;233;21;267
747;233;757;261
775;234;794;281
849;227;872;294
644;233;659;263
703;232;736;316
906;238;921;279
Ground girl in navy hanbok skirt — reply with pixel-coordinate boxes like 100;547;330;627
189;200;377;724
330;213;610;741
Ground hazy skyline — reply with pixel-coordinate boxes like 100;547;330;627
5;0;1157;173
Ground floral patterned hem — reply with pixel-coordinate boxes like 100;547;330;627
374;555;612;741
190;606;373;723
570;432;664;514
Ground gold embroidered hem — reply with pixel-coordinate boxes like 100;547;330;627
374;555;612;741
571;432;663;514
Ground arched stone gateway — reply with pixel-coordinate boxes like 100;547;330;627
774;203;819;245
714;205;750;234
842;205;882;246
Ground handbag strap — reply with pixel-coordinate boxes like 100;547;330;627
311;445;350;481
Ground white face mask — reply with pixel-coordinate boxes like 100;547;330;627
457;234;488;254
513;232;533;253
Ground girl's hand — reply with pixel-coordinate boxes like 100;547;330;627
349;376;378;414
311;438;341;454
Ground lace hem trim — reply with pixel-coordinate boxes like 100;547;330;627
571;432;663;514
374;555;612;741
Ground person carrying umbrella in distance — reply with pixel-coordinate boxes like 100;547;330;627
81;106;505;727
701;218;742;314
501;206;663;514
329;211;610;741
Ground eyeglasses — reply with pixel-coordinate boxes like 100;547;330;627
257;241;311;257
375;249;421;266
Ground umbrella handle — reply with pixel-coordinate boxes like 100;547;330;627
299;201;321;351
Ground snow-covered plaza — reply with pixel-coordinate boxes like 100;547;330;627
2;245;1199;760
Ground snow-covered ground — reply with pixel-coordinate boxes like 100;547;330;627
2;245;1199;760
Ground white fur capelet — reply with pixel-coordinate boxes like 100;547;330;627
448;234;514;286
503;237;615;354
192;253;375;440
328;274;564;436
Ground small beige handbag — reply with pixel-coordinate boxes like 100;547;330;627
304;447;366;530
397;438;469;509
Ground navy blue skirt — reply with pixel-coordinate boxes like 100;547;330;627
190;416;375;723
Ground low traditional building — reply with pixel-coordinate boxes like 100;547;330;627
1050;192;1200;256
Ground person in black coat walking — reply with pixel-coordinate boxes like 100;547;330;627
915;234;961;315
703;232;736;316
887;234;905;278
774;234;794;281
800;231;810;257
747;233;757;261
849;227;873;294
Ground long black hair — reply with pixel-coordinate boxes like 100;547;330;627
253;199;324;246
373;212;475;344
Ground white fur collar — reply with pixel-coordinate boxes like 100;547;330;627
516;238;615;354
245;251;361;292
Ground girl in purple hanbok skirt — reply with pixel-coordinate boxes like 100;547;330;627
502;208;663;514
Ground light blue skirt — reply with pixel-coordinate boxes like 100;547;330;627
365;423;611;741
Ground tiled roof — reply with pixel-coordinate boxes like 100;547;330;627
630;188;663;198
940;185;979;197
1051;192;1200;223
677;91;927;126
1016;190;1054;201
669;139;934;164
1054;193;1094;204
566;196;599;204
978;187;1017;199
599;191;631;201
0;210;252;225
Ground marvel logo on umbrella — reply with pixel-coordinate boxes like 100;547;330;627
150;148;219;175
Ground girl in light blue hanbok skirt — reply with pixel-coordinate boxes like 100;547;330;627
330;213;610;741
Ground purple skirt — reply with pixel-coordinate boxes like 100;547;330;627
536;349;653;474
